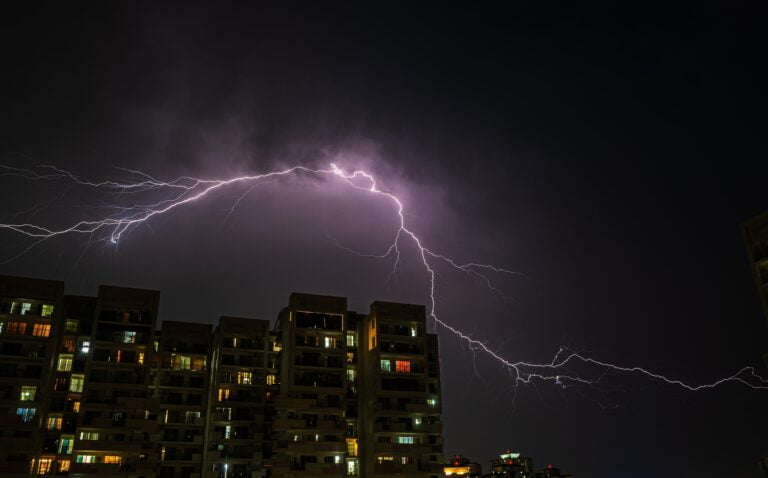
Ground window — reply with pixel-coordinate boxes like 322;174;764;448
138;352;144;364
36;457;53;474
80;341;90;354
58;460;70;472
70;374;84;393
395;360;411;373
346;438;358;456
16;407;36;423
57;354;73;372
79;432;99;440
172;355;190;370
410;326;418;337
377;456;394;463
266;374;276;385
20;386;36;401
323;337;335;349
46;415;62;430
397;436;414;444
70;401;80;412
103;456;122;464
59;435;74;454
414;417;422;426
218;388;231;401
380;360;391;372
32;323;50;337
346;333;357;347
427;398;438;407
224;425;232;439
6;322;26;335
347;369;356;381
272;341;282;352
20;302;31;315
118;331;136;343
347;460;358;474
41;304;54;317
64;320;78;333
237;371;252;385
334;455;342;464
75;455;96;463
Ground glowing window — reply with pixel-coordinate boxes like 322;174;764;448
20;386;36;401
6;321;26;335
427;398;438;407
58;460;70;472
224;425;232;439
397;436;414;444
57;354;73;371
414;417;422;426
138;352;144;364
21;302;31;315
380;360;391;372
237;371;252;385
70;374;84;393
59;435;74;454
347;460;358;474
347;369;356;381
377;456;394;463
118;331;136;343
395;360;411;373
266;374;276;385
218;388;231;401
79;432;99;440
323;337;333;349
410;326;417;337
46;415;62;430
401;457;409;464
41;304;55;317
103;455;121;464
346;333;357;347
16;407;36;423
36;457;53;474
76;455;96;463
32;323;51;337
64;320;78;333
71;401;80;412
80;341;90;354
346;438;358;456
174;355;190;370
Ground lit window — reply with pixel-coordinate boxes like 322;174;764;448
6;321;26;335
347;369;356;381
119;331;136;343
57;354;73;372
21;302;31;315
266;374;276;385
237;371;252;385
64;320;78;333
324;337;332;349
346;438;358;456
79;432;99;440
71;401;80;412
80;341;90;354
395;360;411;373
397;436;414;444
16;407;36;423
58;460;70;472
138;352;144;364
46;415;62;430
218;388;231;401
36;457;53;474
346;333;357;347
41;304;54;317
224;425;232;439
70;374;84;393
173;355;190;370
59;435;74;454
272;341;282;352
427;398;438;407
32;323;51;337
347;460;358;474
335;455;342;464
377;456;394;463
410;326;418;337
103;455;121;464
20;386;36;401
414;417;422;426
380;360;391;372
75;455;96;463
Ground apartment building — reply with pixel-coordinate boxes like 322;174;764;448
0;276;445;478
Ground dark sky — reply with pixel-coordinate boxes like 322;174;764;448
2;2;767;477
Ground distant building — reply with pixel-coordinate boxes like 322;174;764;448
742;211;768;322
0;275;444;478
443;454;481;477
534;464;573;478
489;450;534;478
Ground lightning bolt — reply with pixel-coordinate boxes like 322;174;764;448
1;161;767;393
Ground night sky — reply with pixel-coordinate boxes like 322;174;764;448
2;2;767;477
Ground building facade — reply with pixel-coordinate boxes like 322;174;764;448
0;276;444;478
